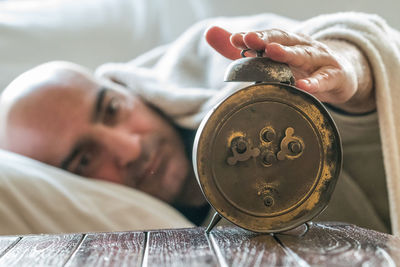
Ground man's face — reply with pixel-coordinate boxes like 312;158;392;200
3;65;190;203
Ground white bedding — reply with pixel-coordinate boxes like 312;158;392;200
0;149;192;235
1;0;399;236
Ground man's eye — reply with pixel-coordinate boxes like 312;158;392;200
76;153;91;175
104;98;120;124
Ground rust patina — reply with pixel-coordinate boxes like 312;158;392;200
193;56;342;233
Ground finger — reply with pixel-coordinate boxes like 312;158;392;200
231;29;313;56
230;32;248;50
296;66;346;102
265;43;336;71
245;29;312;48
205;26;242;60
242;32;267;51
231;32;267;57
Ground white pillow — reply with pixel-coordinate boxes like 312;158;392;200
0;0;205;235
0;149;192;235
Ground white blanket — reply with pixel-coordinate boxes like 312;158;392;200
96;13;400;236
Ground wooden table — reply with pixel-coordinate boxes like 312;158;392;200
0;222;399;266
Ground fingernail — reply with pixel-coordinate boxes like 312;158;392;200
232;32;242;37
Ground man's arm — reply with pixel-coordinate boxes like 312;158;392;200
205;26;374;114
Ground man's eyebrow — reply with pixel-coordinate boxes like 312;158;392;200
92;87;108;123
60;144;82;171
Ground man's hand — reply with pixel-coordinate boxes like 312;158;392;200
205;26;375;114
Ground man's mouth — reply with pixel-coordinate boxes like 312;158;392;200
128;136;167;189
140;149;163;186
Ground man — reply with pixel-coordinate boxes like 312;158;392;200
0;13;398;234
0;61;209;224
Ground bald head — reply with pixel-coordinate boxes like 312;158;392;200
0;61;99;161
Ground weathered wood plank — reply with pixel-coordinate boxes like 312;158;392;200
1;224;398;266
65;232;144;267
277;222;400;266
145;227;217;266
0;237;20;258
0;234;82;267
210;226;301;267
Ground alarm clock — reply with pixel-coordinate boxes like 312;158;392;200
193;51;342;233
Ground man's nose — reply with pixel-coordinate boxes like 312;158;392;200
96;126;142;167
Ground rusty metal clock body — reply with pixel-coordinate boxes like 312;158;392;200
193;56;342;233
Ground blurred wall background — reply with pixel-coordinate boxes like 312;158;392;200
0;0;398;90
159;0;399;42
